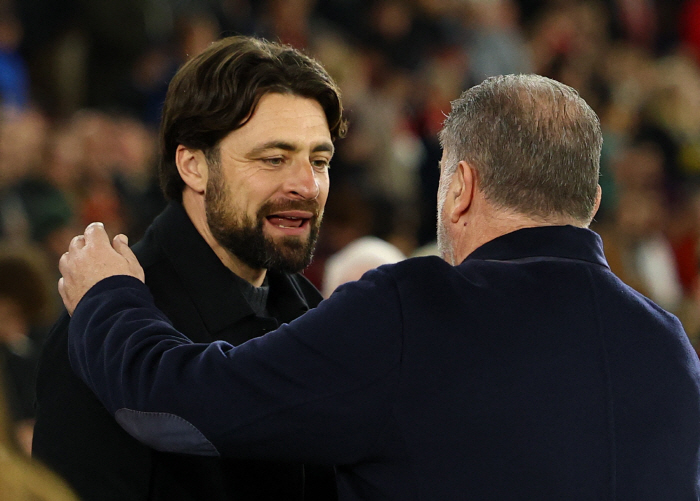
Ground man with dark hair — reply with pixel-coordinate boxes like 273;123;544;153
60;74;700;499
33;36;344;501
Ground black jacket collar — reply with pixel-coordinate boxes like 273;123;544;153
150;202;315;332
465;225;609;268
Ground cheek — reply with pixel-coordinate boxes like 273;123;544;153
437;179;449;215
231;181;272;216
317;176;330;207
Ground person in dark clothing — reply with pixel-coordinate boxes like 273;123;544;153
60;74;700;500
32;35;346;501
0;248;54;456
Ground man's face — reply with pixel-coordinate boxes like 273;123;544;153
205;93;333;274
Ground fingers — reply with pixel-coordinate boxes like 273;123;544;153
69;234;85;251
112;234;129;252
57;277;72;316
114;234;128;246
68;222;109;253
112;234;136;263
83;222;110;248
58;250;69;277
59;224;144;314
113;234;145;283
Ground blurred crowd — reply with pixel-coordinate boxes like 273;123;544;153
1;0;700;481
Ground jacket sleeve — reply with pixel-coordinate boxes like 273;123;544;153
68;270;403;465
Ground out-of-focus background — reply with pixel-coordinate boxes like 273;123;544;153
1;0;700;463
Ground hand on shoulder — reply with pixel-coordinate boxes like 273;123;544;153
58;223;145;315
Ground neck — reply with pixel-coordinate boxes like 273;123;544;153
181;189;267;287
450;203;586;265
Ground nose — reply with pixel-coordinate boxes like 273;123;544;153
287;160;321;200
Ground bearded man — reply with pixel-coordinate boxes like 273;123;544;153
59;74;700;500
32;36;346;501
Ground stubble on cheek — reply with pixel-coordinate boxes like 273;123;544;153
436;179;453;264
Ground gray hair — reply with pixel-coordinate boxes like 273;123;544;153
439;74;602;222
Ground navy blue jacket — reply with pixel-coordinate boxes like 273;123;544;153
35;202;334;500
68;225;700;500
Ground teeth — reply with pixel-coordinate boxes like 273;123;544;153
268;215;306;229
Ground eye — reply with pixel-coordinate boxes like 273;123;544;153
311;158;330;171
263;157;285;167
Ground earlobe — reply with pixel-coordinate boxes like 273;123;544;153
176;145;208;194
450;161;474;223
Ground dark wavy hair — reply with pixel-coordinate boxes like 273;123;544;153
159;36;347;201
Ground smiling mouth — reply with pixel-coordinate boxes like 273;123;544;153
266;215;310;229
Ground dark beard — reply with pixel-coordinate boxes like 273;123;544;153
205;181;321;274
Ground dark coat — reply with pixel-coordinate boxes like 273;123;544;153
68;225;700;500
33;202;336;501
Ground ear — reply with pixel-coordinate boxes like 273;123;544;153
176;145;208;194
449;161;475;223
592;184;602;218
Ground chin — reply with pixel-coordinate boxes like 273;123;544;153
269;232;310;248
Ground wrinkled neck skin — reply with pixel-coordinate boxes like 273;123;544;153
439;160;599;266
447;196;587;266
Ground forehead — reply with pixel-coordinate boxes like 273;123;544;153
222;93;332;150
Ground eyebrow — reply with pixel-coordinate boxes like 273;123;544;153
249;141;335;156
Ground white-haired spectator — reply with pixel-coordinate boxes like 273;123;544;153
322;236;405;298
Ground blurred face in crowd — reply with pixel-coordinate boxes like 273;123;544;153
0;296;27;346
205;93;333;273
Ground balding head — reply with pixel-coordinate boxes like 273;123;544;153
439;74;602;224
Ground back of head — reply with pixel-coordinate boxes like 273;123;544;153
159;36;346;201
439;74;602;224
0;247;53;329
322;236;406;297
